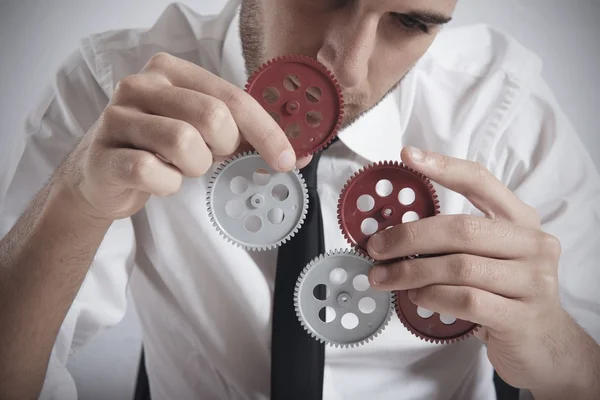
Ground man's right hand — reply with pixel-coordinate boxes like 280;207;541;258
58;52;306;222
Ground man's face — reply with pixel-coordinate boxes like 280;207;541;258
240;0;457;128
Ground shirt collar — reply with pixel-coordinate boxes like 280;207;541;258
218;1;417;164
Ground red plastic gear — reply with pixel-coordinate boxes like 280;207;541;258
394;291;479;344
245;55;344;157
337;161;478;344
337;161;440;254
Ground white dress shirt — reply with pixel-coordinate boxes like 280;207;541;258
1;1;599;399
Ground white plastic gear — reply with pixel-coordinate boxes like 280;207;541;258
206;151;309;251
294;249;395;348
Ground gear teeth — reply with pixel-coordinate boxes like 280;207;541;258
244;54;344;158
206;151;309;251
392;292;480;344
294;249;393;348
337;161;440;254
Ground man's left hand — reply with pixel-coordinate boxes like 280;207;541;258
367;147;599;399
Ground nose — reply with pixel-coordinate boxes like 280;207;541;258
317;14;377;89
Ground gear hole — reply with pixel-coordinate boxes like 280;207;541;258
271;184;289;201
313;284;330;301
267;208;285;225
358;297;376;314
244;215;262;232
360;218;378;235
357;195;375;212
319;306;336;323
306;111;323;127
417;306;434;319
398;188;416;206
440;314;457;325
230;176;249;195
329;268;348;285
341;313;359;330
269;111;281;124
402;211;420;223
225;200;245;219
285;123;301;139
353;274;370;291
252;169;271;186
283;74;301;91
306;86;322;103
375;179;393;197
263;87;280;104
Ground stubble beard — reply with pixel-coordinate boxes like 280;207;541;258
239;0;405;130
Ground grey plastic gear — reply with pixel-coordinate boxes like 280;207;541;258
206;151;308;251
294;249;394;348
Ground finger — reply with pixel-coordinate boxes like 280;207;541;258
400;146;540;228
367;214;541;261
114;74;240;156
296;154;313;169
407;284;523;332
100;105;213;177
142;53;296;172
98;148;183;197
369;254;530;298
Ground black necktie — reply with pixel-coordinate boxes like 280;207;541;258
270;150;326;400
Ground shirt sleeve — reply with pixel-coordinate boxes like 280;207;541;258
0;41;137;400
485;72;600;344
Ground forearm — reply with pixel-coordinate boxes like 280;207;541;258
531;313;600;400
0;179;112;399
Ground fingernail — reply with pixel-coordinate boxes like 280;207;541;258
370;233;387;254
373;267;389;284
277;149;295;171
408;146;424;161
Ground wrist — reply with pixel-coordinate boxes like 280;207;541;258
530;312;600;400
49;176;114;230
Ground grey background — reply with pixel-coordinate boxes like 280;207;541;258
0;1;599;399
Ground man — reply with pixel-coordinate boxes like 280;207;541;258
0;0;599;399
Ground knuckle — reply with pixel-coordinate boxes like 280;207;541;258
454;215;482;243
113;75;144;103
451;255;477;283
403;221;419;247
201;99;229;135
531;271;558;297
196;151;214;176
434;154;449;171
461;289;482;315
222;88;246;111
526;205;542;228
146;52;173;73
396;259;422;285
100;105;127;131
170;121;198;153
129;153;156;182
473;161;490;180
536;232;562;260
